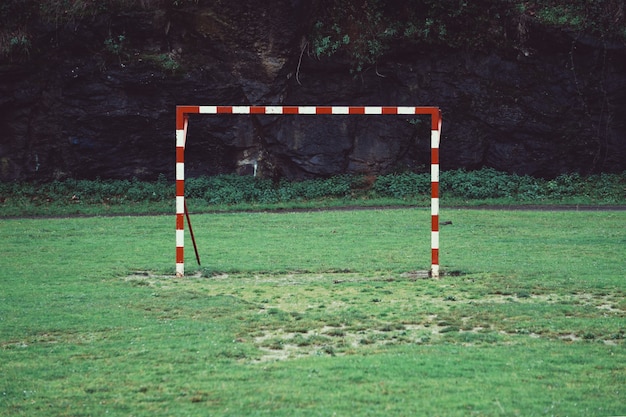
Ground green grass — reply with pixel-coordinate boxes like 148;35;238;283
1;209;625;416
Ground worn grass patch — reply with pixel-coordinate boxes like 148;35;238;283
123;271;625;364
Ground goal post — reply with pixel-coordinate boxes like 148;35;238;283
176;105;442;278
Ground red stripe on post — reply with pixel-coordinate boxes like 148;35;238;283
250;106;266;114
176;246;184;263
431;215;439;232
176;214;185;230
431;108;441;130
431;182;439;199
431;147;439;165
431;248;439;265
176;147;185;163
412;107;440;130
176;180;184;197
382;107;397;114
176;106;199;130
283;106;299;114
316;106;333;114
217;106;233;114
349;107;365;114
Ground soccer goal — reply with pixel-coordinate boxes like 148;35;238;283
175;105;442;278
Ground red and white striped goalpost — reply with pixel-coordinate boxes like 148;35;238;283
176;105;442;278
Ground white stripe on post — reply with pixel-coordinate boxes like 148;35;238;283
176;229;185;248
176;196;185;216
431;230;439;248
332;106;350;114
298;106;317;114
176;130;185;147
176;162;185;181
265;106;283;114
430;163;440;183
232;106;250;114
431;197;439;216
199;106;217;114
364;107;383;114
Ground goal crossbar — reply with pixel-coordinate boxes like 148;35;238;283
176;105;442;277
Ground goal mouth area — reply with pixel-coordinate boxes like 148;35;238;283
175;105;442;278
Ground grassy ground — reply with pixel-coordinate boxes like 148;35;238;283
1;209;625;416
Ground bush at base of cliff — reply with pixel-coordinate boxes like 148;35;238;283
1;170;625;217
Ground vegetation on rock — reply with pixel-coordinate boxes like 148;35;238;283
2;0;623;65
308;0;625;72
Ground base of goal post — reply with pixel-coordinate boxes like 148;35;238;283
175;105;442;278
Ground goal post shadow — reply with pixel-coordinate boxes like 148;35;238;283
175;105;442;278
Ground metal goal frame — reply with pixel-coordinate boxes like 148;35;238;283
175;105;442;277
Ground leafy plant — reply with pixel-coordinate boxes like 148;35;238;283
1;170;625;217
310;0;399;72
371;171;430;199
104;34;126;56
0;30;31;59
140;52;182;74
523;0;625;40
308;0;625;73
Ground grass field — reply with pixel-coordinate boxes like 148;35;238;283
1;208;625;416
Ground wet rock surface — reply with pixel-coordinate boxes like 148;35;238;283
0;2;624;181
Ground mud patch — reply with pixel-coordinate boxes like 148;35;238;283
252;320;498;362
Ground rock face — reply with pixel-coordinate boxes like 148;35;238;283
0;1;624;182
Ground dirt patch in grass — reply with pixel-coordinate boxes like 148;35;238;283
123;271;625;362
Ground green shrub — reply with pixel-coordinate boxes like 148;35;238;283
277;176;354;202
1;170;624;217
372;172;429;199
440;168;516;199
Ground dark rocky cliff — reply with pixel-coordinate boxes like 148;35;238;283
1;1;624;181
